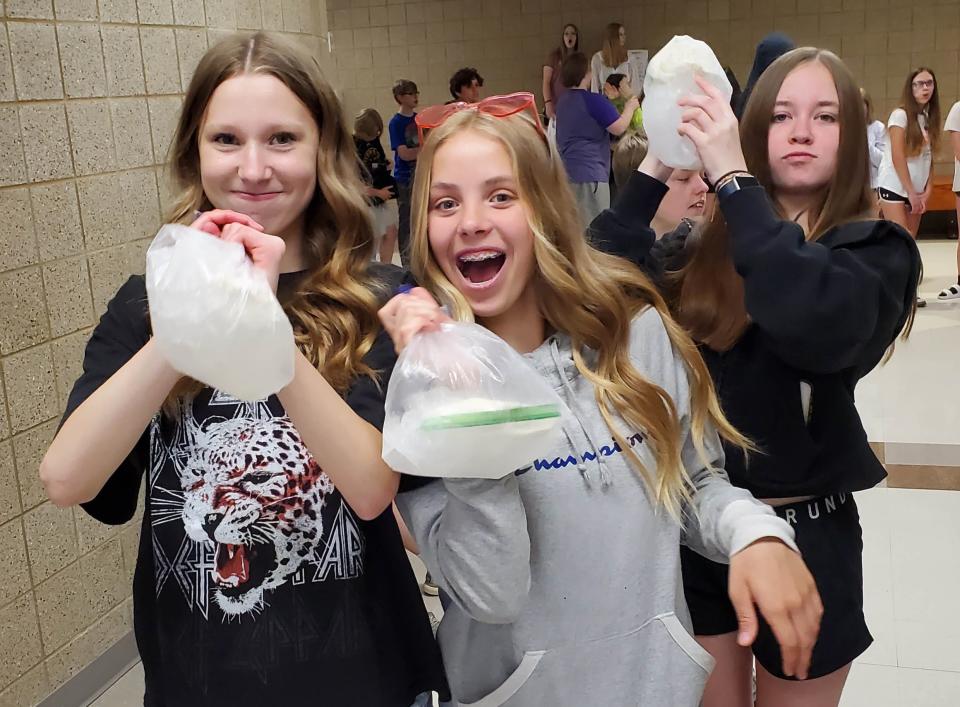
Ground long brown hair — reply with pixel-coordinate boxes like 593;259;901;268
860;87;873;124
675;48;910;352
549;23;580;67
900;66;941;156
410;109;748;519
601;22;627;68
165;32;382;407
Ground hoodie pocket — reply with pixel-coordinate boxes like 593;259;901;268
657;612;716;672
460;613;714;707
459;651;545;707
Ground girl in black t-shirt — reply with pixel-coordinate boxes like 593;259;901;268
41;32;446;707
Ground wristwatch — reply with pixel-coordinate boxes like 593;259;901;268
715;173;759;201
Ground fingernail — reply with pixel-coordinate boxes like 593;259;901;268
738;632;750;644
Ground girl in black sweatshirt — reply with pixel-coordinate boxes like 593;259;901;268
590;47;919;707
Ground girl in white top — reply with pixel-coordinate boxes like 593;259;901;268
861;89;885;191
590;22;631;94
939;100;960;300
876;67;941;239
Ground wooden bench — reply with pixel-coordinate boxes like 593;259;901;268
919;175;958;239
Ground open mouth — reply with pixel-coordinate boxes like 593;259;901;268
213;541;274;598
690;199;706;210
456;249;507;287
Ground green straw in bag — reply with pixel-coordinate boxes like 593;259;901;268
421;403;561;431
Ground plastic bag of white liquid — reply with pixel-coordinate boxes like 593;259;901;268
382;321;565;479
642;35;732;170
145;224;295;401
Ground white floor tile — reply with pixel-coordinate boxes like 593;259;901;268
856;240;960;453
897;667;960;707
840;663;902;707
889;492;960;626
895;619;960;673
90;662;144;707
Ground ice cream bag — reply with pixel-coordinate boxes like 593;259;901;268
145;224;295;401
382;321;564;479
642;35;733;170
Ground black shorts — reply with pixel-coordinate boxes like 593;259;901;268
877;187;909;204
680;492;872;680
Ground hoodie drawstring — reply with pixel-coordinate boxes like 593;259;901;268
549;339;612;487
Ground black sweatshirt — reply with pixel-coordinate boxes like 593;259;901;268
64;263;448;707
589;171;921;498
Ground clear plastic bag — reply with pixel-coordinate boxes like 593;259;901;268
642;35;732;170
145;224;295;401
382;321;565;479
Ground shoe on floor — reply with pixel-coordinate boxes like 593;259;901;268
938;284;960;301
917;297;927;308
421;572;439;597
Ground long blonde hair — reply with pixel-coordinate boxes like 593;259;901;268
601;22;627;68
410;110;747;519
164;32;384;407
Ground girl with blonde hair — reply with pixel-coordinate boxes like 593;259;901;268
590;22;630;93
378;94;822;706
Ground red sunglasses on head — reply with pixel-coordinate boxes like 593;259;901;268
415;92;546;144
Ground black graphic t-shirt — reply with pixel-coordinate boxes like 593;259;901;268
64;266;447;707
355;136;396;206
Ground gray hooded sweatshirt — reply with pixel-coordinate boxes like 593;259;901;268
396;308;797;707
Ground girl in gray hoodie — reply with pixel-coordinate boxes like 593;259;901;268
378;95;823;707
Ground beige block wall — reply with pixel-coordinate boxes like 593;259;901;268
0;2;326;705
633;0;960;173
327;0;960;173
328;0;651;131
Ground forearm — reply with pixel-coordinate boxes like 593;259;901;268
41;339;180;506
542;68;553;105
397;474;532;623
608;111;632;136
278;349;399;520
890;132;916;195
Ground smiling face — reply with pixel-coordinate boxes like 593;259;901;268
426;130;537;323
767;60;840;196
199;74;319;239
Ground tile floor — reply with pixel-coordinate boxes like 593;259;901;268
89;241;960;707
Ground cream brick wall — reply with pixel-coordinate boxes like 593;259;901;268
326;0;959;172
